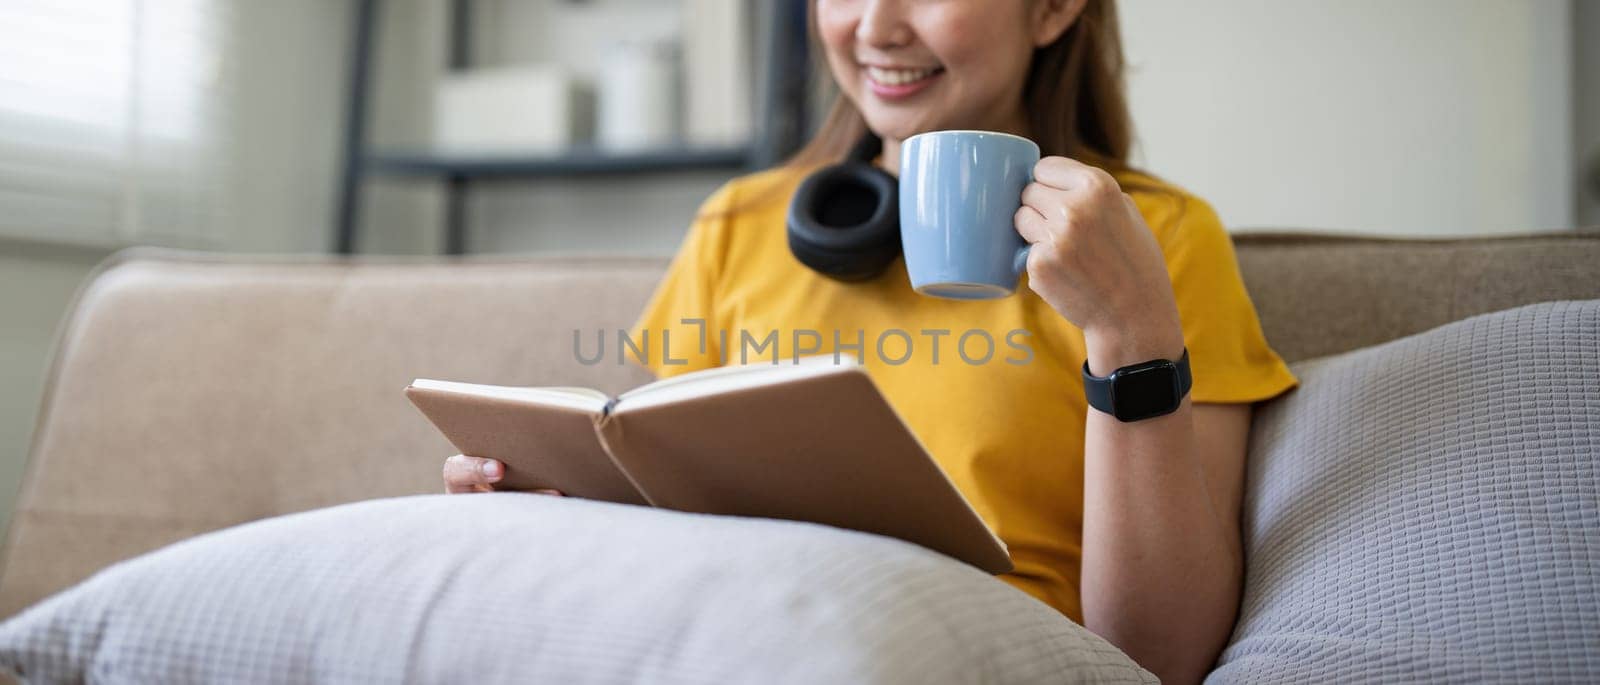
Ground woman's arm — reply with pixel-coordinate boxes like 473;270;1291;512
1015;157;1252;684
1081;334;1251;683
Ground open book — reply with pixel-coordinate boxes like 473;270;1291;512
404;354;1012;574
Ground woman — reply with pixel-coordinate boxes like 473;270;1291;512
444;1;1296;682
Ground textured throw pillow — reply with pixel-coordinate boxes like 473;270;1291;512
0;493;1153;684
1211;300;1600;683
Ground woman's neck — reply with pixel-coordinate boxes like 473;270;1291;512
875;110;1032;177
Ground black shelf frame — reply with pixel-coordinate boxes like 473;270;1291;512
365;145;753;179
332;0;811;255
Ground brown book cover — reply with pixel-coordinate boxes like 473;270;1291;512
404;355;1012;574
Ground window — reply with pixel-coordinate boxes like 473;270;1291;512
0;0;233;248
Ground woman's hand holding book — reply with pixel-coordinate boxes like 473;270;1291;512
442;454;564;496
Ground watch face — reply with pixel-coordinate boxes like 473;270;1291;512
1111;362;1181;421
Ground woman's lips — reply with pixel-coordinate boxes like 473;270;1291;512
865;66;944;101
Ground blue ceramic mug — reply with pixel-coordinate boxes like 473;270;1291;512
899;130;1040;300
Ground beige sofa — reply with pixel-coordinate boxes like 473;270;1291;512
2;231;1597;621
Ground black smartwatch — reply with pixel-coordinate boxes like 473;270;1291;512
1082;348;1191;422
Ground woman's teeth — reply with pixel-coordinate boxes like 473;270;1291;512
867;66;941;86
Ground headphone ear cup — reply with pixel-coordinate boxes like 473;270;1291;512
786;162;901;282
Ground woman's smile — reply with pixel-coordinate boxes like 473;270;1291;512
864;64;946;101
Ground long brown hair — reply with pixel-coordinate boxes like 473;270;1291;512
789;0;1146;181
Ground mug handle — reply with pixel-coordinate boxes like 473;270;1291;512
1012;245;1031;281
1011;161;1038;286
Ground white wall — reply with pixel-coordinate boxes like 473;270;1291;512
1121;0;1576;235
227;1;351;253
0;246;108;538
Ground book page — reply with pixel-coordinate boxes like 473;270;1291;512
616;352;859;413
409;379;609;413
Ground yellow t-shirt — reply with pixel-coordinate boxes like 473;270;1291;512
627;165;1297;622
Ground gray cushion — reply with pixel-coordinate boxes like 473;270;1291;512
1211;300;1600;683
0;493;1154;684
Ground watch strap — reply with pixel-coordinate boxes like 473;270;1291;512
1174;348;1193;398
1083;358;1115;415
1176;347;1192;399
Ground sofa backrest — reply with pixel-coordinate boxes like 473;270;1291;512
1234;232;1600;362
2;231;1597;616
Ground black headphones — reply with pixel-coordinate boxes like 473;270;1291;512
786;133;901;282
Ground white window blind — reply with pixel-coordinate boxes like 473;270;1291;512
0;0;234;249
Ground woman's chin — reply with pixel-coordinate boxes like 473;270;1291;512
858;116;940;144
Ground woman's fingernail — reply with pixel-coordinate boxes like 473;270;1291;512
480;461;501;480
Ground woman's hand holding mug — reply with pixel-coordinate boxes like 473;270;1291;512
1013;156;1185;370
